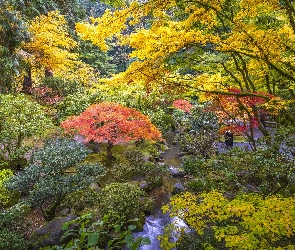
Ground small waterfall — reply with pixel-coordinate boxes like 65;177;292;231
170;217;191;242
133;132;188;249
133;213;171;250
133;213;190;249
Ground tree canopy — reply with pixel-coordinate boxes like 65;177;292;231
76;0;295;100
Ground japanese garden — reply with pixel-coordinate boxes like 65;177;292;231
1;0;295;249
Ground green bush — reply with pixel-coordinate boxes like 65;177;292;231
42;213;150;250
41;77;84;97
111;163;136;182
5;139;105;221
181;142;295;196
182;156;205;175
150;108;176;133
56;93;91;122
186;178;214;193
124;149;145;169
0;169;19;208
0;94;54;170
62;188;101;214
0;203;30;250
178;104;220;157
99;182;145;225
140;162;167;188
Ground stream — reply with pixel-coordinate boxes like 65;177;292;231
133;132;185;249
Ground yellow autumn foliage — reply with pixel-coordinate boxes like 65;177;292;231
23;11;78;72
161;191;295;249
74;0;295;108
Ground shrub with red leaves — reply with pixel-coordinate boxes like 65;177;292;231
172;99;193;113
31;86;63;105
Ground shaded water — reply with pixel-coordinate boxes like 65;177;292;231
161;132;182;168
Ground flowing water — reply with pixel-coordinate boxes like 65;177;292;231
133;212;171;250
134;132;185;249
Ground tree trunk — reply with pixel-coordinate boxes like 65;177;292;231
23;68;32;93
106;141;114;160
45;68;53;77
43;195;64;221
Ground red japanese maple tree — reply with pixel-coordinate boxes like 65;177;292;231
172;99;193;113
206;88;276;148
61;102;162;159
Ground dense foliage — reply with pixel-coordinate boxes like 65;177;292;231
1;0;295;249
5;139;105;221
0;94;54;169
161;191;295;249
61;102;162;159
0;203;29;250
44;213;151;250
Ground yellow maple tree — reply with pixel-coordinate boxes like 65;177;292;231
25;10;78;71
75;0;295;93
21;11;78;88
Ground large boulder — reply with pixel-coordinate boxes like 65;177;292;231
30;214;78;249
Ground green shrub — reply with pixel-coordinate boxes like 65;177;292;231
62;188;101;214
182;156;205;175
124;149;145;169
0;94;54;169
181;142;295;196
5;139;105;221
178;104;220;157
99;182;145;225
42;213;150;250
186;178;214;193
0;203;30;250
111;163;136;182
41;77;84;96
141;142;160;158
0;169;19;208
56;93;91;122
140;162;167;188
150;108;176;133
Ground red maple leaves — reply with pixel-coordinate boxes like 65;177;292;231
61;102;162;146
172;99;193;113
207;88;275;133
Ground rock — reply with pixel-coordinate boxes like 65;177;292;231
30;214;78;249
178;152;188;157
223;191;236;201
157;162;167;167
172;182;186;195
74;134;86;144
238;170;250;176
245;184;260;192
154;156;164;162
90;182;100;190
139;197;156;214
59;208;70;216
139;181;153;191
169;166;186;178
139;181;149;189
